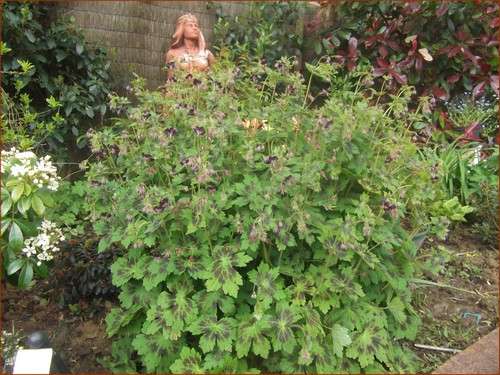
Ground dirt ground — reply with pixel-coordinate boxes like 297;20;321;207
1;225;498;374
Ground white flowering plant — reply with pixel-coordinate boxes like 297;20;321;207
1;147;64;288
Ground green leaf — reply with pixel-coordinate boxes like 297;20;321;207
76;42;84;55
301;302;325;338
11;183;25;203
248;262;286;310
2;218;12;236
188;316;237;353
17;262;34;288
235;315;272;358
16;196;32;215
9;222;24;251
194;289;236;315
132;332;175;373
170;347;205;374
31;194;45;216
105;306;143;337
269;302;300;353
142;258;170;291
345;324;389;368
203;246;252;297
1;196;12;216
160;277;198;334
331;324;352;357
119;281;157;309
13;218;38;237
36;189;55;207
7;258;25;275
111;255;145;287
24;29;36;43
387;296;406;324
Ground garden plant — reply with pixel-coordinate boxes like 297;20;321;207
82;56;468;373
1;2;497;374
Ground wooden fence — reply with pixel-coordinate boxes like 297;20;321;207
54;1;248;89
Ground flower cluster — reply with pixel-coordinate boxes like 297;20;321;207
1;148;60;190
22;220;65;266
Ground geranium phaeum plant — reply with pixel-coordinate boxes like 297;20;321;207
86;58;447;373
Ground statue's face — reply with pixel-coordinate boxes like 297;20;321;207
184;21;199;40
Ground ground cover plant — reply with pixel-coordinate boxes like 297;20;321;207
78;56;471;373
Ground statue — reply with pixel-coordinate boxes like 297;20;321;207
165;13;215;77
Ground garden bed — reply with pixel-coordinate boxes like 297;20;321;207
2;224;497;374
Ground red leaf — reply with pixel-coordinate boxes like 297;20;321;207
436;2;449;16
491;17;499;28
462;48;479;65
436;45;453;55
347;60;357;72
416;57;423;73
454;29;469;42
373;67;387;77
376;57;389;69
464;121;482;138
489;75;499;94
391;70;408;85
433;86;449;101
385;40;403;52
379;44;389;58
448;45;462;58
446;74;461;83
472;80;487;98
365;34;382;48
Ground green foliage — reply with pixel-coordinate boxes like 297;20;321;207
87;59;454;373
466;147;499;241
1;1;113;158
213;1;307;65
1;325;25;374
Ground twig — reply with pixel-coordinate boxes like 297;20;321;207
414;343;462;354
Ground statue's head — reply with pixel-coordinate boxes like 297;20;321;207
170;13;206;51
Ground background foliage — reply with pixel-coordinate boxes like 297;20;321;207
1;1;113;162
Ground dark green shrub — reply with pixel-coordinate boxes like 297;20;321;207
213;1;307;66
1;1;113;159
58;237;122;306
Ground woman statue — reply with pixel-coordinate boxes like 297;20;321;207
165;13;215;77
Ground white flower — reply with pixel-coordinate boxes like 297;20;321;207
2;148;61;190
21;220;64;265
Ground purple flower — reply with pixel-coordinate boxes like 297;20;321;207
168;76;178;83
165;127;178;138
187;107;197;116
380;200;397;213
185;73;193;80
142;153;153;162
384;156;393;163
166;61;175;69
264;156;278;165
193;126;205;136
193;78;202;86
154;198;169;213
175;103;187;109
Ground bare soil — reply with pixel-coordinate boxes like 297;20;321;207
1;225;498;374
